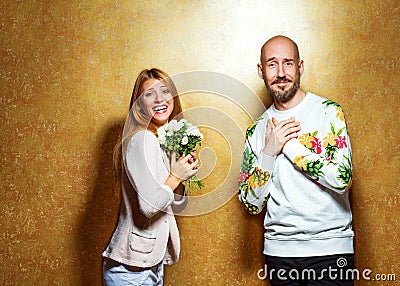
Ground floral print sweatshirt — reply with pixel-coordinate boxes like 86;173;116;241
238;93;354;257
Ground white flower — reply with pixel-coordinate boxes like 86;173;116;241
181;136;188;145
167;120;177;132
157;127;166;144
187;126;203;139
185;123;193;131
173;121;184;132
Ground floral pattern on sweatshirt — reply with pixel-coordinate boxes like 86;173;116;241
238;115;271;215
238;96;353;215
323;99;346;122
293;101;352;190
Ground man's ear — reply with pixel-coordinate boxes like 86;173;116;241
298;60;304;77
257;63;264;79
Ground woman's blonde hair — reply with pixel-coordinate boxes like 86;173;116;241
113;68;182;182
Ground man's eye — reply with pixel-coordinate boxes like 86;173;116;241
285;61;294;69
267;63;276;69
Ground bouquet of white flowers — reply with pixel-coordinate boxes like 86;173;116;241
158;119;204;194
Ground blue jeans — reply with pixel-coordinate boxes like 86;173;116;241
103;258;164;286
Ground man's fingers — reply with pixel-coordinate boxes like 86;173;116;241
269;117;299;132
267;119;274;132
271;117;279;128
277;121;300;132
285;131;300;141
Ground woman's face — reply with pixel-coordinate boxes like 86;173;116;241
141;78;174;128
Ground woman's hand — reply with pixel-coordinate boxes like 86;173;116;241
170;152;199;180
187;152;199;170
166;152;199;191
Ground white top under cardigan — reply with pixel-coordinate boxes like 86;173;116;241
102;130;187;267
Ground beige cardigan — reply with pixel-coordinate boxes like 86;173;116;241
102;131;187;267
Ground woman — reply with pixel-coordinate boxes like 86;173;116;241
102;68;198;285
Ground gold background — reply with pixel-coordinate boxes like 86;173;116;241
1;1;399;285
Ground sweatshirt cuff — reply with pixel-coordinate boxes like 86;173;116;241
259;151;276;172
282;138;301;162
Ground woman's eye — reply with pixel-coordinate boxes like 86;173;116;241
144;92;153;97
162;89;170;94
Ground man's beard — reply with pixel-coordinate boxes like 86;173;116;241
265;71;301;103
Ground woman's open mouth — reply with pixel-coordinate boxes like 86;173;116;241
153;105;168;114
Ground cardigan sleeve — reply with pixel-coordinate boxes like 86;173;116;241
282;103;353;194
238;116;275;215
124;131;175;218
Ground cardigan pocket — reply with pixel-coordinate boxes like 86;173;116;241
129;226;156;254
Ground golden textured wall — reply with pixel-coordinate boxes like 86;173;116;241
1;1;399;285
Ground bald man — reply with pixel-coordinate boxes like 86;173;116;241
239;35;354;285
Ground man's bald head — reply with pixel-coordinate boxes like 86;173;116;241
260;35;300;65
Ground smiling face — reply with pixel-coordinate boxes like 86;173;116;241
258;36;304;103
141;78;174;128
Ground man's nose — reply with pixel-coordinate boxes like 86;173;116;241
277;63;285;77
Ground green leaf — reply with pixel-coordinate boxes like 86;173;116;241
337;126;345;135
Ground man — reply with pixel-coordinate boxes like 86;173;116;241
238;35;354;285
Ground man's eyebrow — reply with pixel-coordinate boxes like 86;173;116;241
265;57;295;62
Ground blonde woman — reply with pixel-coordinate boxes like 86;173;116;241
102;68;198;285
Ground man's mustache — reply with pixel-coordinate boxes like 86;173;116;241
272;77;292;85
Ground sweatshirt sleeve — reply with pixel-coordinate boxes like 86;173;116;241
282;101;353;194
124;131;175;218
238;116;275;215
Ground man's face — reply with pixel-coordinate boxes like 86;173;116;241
258;39;303;103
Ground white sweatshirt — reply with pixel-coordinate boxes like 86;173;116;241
238;93;354;257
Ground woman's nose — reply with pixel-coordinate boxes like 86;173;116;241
154;91;163;102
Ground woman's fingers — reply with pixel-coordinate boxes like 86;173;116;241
189;158;199;170
189;152;197;161
179;153;191;164
177;154;199;170
171;151;177;162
